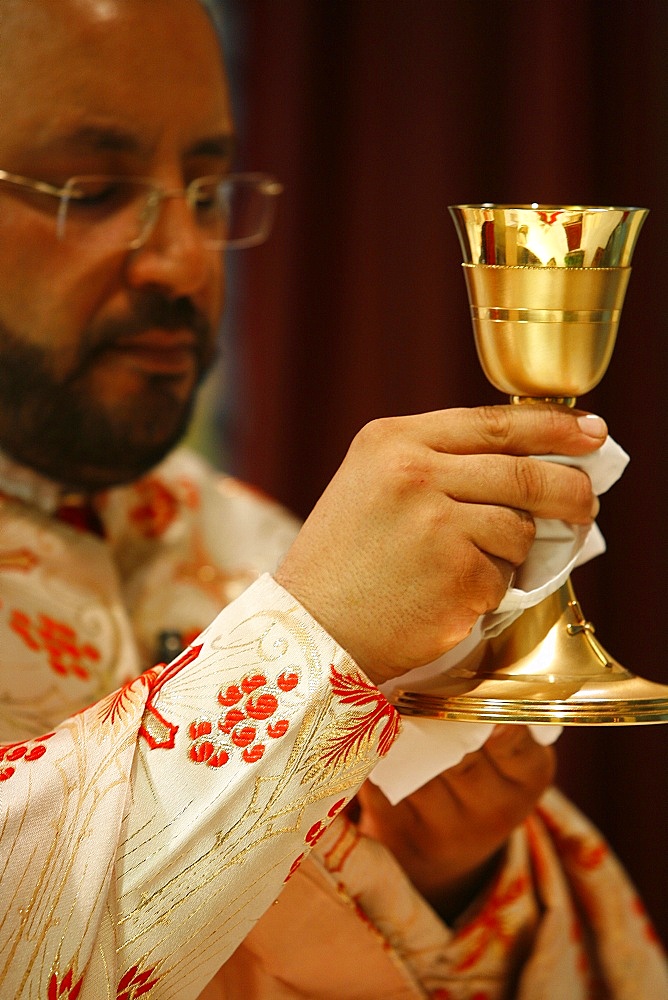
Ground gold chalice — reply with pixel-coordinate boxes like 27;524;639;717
394;204;668;725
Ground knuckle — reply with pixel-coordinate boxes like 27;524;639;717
474;405;516;447
569;467;595;509
519;508;537;543
445;754;480;779
353;416;398;450
512;457;546;507
353;418;430;486
492;507;536;564
455;548;507;615
351;418;422;491
514;509;537;558
497;737;557;792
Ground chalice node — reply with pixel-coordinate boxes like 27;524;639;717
393;204;668;725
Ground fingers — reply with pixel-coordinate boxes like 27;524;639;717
439;452;598;524
357;404;601;526
402;403;608;458
440;727;556;820
404;727;554;820
482;725;557;789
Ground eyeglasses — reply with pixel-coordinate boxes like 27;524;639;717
0;169;283;250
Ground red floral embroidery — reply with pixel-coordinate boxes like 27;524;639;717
175;476;201;510
320;666;400;767
117;964;159;999
284;799;348;883
453;875;529;972
304;797;347;848
284;852;305;882
537;210;561;225
138;645;203;750
320;812;360;873
48;968;84;999
0;547;39;573
570;839;608;871
188;670;297;770
128;478;179;538
536;805;610;871
10;609;100;680
0;732;56;782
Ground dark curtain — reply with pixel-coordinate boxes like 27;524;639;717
222;0;668;943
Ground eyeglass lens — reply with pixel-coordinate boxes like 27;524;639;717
59;176;278;249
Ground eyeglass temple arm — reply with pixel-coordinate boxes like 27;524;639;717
0;169;70;199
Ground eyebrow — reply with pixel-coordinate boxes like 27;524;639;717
62;124;142;153
45;124;237;160
189;135;237;160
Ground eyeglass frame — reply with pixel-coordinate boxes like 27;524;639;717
0;169;284;250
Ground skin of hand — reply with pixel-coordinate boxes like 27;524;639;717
355;725;556;924
275;403;606;685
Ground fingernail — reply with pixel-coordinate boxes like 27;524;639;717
577;414;607;439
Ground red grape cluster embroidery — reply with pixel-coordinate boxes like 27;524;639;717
0;732;55;782
188;670;299;768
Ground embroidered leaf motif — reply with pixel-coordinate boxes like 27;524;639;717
98;668;160;729
453;875;529;972
326;665;400;759
537;802;610;871
117;963;159;999
48;968;84;1000
138;644;203;750
0;547;39;573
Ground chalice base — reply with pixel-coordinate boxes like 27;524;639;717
392;579;668;725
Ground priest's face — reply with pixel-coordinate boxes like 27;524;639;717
0;0;233;489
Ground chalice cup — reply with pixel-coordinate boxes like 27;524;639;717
394;204;668;725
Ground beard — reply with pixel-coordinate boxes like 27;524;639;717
0;293;217;490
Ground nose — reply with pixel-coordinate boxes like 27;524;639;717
124;190;218;298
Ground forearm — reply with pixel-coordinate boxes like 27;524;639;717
1;575;401;998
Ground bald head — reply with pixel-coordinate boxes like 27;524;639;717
0;0;224;78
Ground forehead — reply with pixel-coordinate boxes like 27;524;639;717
0;0;234;165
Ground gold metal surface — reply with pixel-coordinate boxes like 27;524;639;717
463;264;630;398
393;581;668;725
449;204;648;267
392;203;668;726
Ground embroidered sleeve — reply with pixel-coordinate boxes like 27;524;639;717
0;574;400;999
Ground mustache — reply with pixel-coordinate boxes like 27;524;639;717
74;295;215;371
